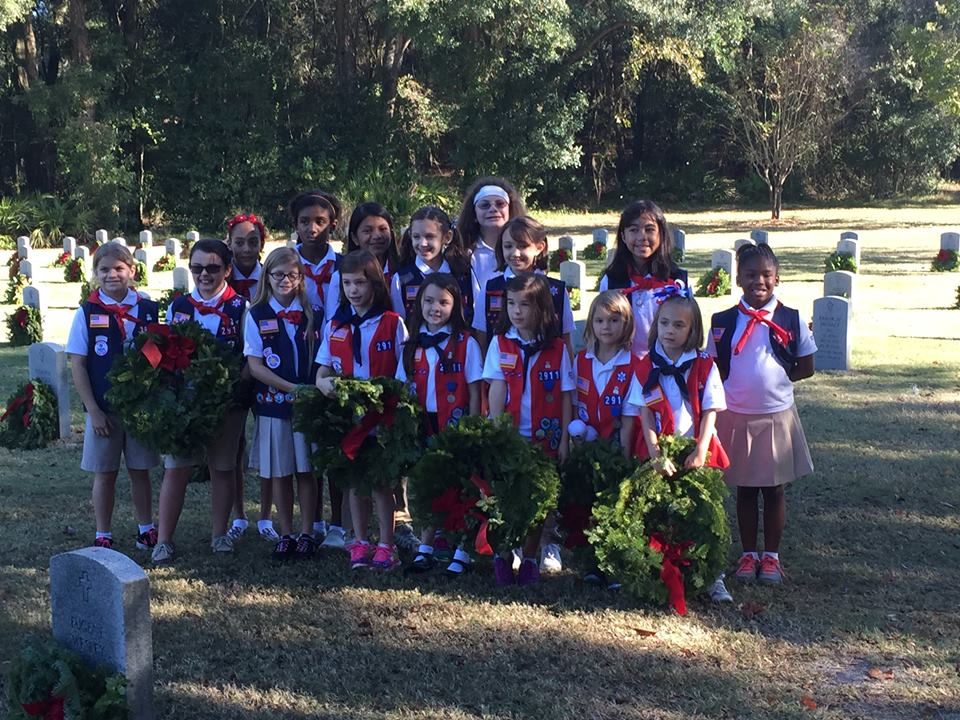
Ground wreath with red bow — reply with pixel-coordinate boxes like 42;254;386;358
6;305;43;347
63;258;84;283
4;273;28;305
51;251;72;268
407;415;559;553
581;241;607;261
0;380;58;450
152;254;176;272
695;267;731;297
106;321;241;457
932;249;959;272
587;435;730;614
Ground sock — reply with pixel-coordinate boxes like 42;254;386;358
452;548;470;564
96;531;112;539
417;544;434;555
257;519;273;532
138;523;155;534
743;551;760;561
231;518;248;530
762;551;779;560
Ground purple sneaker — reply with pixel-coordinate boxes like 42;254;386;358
517;558;540;586
493;556;515;586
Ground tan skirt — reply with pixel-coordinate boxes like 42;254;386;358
716;405;813;487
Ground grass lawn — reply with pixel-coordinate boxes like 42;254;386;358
0;207;958;719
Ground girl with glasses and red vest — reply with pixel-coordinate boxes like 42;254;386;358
391;205;480;328
707;243;816;587
483;273;575;586
397;273;484;577
67;243;160;553
472;215;574;356
243;247;322;559
152;239;249;564
291;189;341;314
598;200;688;357
326;202;401;321
315;249;409;572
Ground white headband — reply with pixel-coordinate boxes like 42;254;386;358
473;185;510;205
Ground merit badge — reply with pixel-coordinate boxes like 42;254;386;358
447;394;456;404
545;394;554;403
446;381;457;392
274;392;285;403
266;354;281;370
616;371;627;383
578;405;589;421
94;335;109;357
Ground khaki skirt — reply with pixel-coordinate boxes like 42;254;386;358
716;405;813;488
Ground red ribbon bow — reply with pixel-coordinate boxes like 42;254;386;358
734;302;793;355
303;261;334;301
339;394;399;460
429;474;494;555
277;309;303;326
648;533;694;615
1;382;34;427
21;696;65;720
139;323;196;372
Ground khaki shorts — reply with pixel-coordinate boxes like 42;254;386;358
81;413;160;473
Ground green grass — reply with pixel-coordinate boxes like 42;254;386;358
1;210;959;719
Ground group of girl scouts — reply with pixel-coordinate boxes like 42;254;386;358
67;178;817;599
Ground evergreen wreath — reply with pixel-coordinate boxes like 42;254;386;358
6;306;43;346
567;287;581;311
5;273;29;305
134;260;148;284
558;438;637;547
63;258;84;283
106;320;242;457
5;641;127;720
695;267;730;297
0;380;58;450
587;435;730;613
581;241;607;261
7;251;21;279
932;249;959;272
154;288;186;311
407;415;560;552
77;279;92;307
825;251;858;273
51;251;72;268
548;248;570;271
152;254;176;272
294;378;422;493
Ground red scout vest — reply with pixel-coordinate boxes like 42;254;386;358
328;311;401;377
633;352;730;469
410;331;473;432
575;351;642;440
499;335;566;457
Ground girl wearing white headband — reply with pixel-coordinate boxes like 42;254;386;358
456;177;525;296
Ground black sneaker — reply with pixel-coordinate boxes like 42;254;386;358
294;533;317;558
410;552;436;573
273;535;297;559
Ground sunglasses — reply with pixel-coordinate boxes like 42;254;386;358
189;263;224;275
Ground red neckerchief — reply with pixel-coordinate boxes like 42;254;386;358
302;257;334;301
277;309;303;326
188;285;238;330
624;273;672;295
734;301;792;354
231;278;257;299
86;291;141;341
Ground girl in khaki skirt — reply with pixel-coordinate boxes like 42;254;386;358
708;243;817;585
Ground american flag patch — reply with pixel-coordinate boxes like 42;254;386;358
331;327;349;342
490;296;502;310
172;312;191;324
499;352;517;370
89;314;109;328
712;328;724;342
405;286;419;299
259;319;279;334
643;387;663;406
576;376;590;392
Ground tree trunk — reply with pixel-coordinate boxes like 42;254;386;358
68;0;91;64
11;18;39;90
770;178;783;220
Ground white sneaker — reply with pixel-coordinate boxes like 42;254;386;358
227;522;247;542
540;543;563;574
211;535;234;553
151;542;175;564
258;525;280;542
707;574;733;603
321;525;346;551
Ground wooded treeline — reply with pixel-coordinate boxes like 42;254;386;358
1;0;958;234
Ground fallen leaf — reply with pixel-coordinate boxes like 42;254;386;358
633;627;657;637
866;667;894;681
740;601;765;619
800;695;818;710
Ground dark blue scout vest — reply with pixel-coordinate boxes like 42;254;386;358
711;302;801;381
604;266;688;290
397;261;475;325
248;303;321;419
169;291;246;355
483;274;566;335
82;297;159;412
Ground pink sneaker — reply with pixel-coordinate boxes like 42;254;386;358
93;536;113;549
734;554;759;582
371;544;399;571
517;558;540;586
758;555;785;585
493;556;515;586
349;542;374;570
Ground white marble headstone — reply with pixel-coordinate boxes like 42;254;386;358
559;260;586;289
711;249;736;290
139;230;153;247
940;231;960;252
836;238;860;267
813;296;852;371
824;270;855;300
19;258;33;279
592;228;609;247
76;246;90;263
28;342;70;438
840;231;859;242
672;227;686;261
95;229;109;244
558;235;575;253
172;266;193;292
63;236;77;255
22;285;46;321
734;238;755;251
186;230;201;245
750;229;769;245
165;238;182;257
16;236;30;256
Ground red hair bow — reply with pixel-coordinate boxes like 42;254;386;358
226;213;266;242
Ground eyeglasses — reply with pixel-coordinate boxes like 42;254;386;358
269;271;302;282
189;263;224;275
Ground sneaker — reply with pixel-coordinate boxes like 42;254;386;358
227;523;246;542
259;525;280;542
211;535;234;554
294;533;317;558
349;542;375;570
493;556;515;586
273;535;297;558
707;575;734;603
433;532;453;562
540;543;563;574
312;521;328;543
93;536;113;549
410;553;436;573
151;542;175;564
758;555;785;585
394;524;419;553
321;525;346;551
517;558;540;586
734;554;760;582
582;568;606;586
445;557;471;577
371;544;399;571
135;528;158;550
